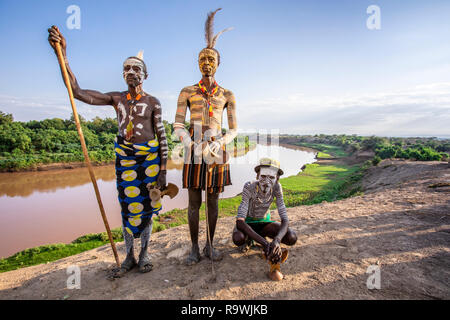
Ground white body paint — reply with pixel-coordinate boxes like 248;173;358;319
259;167;278;177
117;102;127;128
136;103;148;116
123;58;146;83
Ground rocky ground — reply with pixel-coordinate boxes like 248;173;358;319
0;159;449;300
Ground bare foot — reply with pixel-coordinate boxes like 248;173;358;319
238;239;254;253
203;245;223;261
185;245;201;266
138;251;153;273
108;255;137;279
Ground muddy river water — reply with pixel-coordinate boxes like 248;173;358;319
0;144;315;258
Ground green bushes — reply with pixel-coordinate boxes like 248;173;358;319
372;155;382;166
0;112;259;171
375;145;444;161
280;134;449;162
0;112;119;170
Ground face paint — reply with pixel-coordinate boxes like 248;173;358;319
198;49;219;77
123;58;146;87
258;167;278;194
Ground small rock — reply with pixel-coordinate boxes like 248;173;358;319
335;239;348;247
166;245;190;260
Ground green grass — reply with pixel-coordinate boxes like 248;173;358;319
0;241;107;272
316;151;332;158
294;142;349;158
279;163;363;207
0;144;366;273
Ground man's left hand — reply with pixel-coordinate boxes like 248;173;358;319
157;170;167;190
269;239;282;263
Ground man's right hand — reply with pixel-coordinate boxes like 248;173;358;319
48;25;66;53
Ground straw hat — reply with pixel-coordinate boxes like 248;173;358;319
254;158;284;176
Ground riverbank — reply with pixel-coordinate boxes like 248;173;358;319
0;143;364;272
1;158;448;299
0;143;256;173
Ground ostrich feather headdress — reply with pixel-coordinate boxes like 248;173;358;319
204;8;233;49
201;8;233;64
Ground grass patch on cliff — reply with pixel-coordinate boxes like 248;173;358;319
317;151;332;158
279;163;363;207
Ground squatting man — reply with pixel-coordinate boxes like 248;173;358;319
233;158;297;277
48;26;169;276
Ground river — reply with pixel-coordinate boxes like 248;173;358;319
0;144;315;258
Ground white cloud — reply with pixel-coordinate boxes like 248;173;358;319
0;94;115;121
236;82;450;137
1;82;449;138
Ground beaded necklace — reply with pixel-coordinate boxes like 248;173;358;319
125;92;142;141
198;79;219;119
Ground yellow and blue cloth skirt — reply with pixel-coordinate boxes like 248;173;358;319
114;135;162;238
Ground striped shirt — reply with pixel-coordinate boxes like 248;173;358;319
236;181;289;222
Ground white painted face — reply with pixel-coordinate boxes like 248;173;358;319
123;58;146;86
258;167;278;194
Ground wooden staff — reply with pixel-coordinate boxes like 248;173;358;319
204;163;216;280
53;41;120;267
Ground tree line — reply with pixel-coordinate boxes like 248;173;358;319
0;111;176;170
0;111;251;171
280;133;449;163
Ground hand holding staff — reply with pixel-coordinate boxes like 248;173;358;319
49;26;120;267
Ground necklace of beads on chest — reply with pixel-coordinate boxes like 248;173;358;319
198;80;219;118
125;92;143;141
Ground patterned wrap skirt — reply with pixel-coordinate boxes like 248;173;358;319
182;145;231;193
114;135;162;238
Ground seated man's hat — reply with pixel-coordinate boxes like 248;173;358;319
254;158;284;176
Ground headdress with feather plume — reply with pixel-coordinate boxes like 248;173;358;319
201;8;233;65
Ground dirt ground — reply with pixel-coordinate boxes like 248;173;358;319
0;159;449;300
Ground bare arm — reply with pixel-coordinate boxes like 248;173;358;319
267;183;289;262
274;183;289;242
236;182;270;255
151;101;168;190
48;26;117;106
220;90;237;145
153;102;168;170
173;88;191;143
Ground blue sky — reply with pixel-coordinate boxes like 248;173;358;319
0;0;449;137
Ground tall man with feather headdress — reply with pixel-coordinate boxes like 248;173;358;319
48;26;168;276
173;9;237;265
